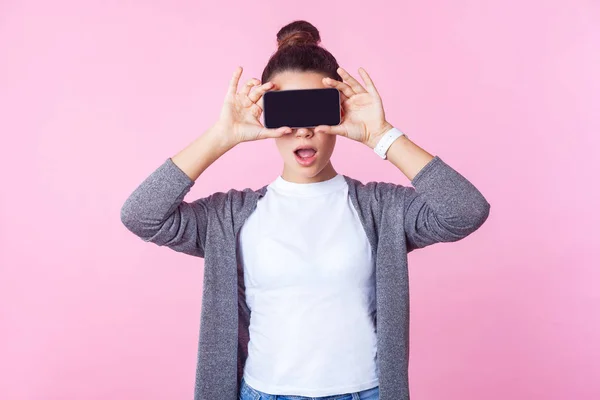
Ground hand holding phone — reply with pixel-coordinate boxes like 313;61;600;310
314;67;393;148
213;66;294;148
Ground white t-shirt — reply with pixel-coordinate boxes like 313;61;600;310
239;173;379;396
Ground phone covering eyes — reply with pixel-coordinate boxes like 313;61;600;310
263;87;341;129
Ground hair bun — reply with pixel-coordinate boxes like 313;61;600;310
276;20;321;49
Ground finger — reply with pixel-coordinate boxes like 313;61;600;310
339;90;349;103
249;102;263;118
227;66;243;97
337;67;367;94
254;81;279;111
323;77;355;100
357;67;380;96
314;124;346;137
258;126;293;140
240;78;261;96
249;81;274;105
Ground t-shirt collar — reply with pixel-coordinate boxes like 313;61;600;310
268;173;346;196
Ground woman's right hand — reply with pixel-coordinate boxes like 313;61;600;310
211;66;292;148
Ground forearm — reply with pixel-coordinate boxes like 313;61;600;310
171;124;234;181
366;123;434;182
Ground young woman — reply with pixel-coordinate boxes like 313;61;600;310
121;20;490;400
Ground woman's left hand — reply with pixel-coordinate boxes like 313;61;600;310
315;66;393;148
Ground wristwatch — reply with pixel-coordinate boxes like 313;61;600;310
373;127;407;159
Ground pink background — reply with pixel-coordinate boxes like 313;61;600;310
1;1;599;399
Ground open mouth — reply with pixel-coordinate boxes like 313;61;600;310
293;147;318;165
294;148;317;159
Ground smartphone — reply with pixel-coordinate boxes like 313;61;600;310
262;87;341;129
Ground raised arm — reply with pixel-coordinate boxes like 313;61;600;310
120;66;294;257
401;155;490;252
312;66;490;252
379;132;490;251
120;128;233;258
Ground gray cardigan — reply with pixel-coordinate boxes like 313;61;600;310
120;155;490;400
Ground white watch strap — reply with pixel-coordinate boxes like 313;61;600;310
373;127;406;159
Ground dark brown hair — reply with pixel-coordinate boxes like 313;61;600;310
261;20;342;84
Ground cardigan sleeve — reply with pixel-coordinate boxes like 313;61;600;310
402;155;491;252
120;157;213;258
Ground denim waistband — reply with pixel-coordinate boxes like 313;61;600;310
239;377;379;400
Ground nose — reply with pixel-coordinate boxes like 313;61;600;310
294;128;314;138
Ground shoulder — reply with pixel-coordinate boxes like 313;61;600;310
342;174;410;205
197;184;267;211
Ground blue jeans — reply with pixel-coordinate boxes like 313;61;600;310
239;377;380;400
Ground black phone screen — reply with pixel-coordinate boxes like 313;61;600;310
262;87;341;129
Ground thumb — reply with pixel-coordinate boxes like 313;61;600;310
257;126;292;140
314;124;345;136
